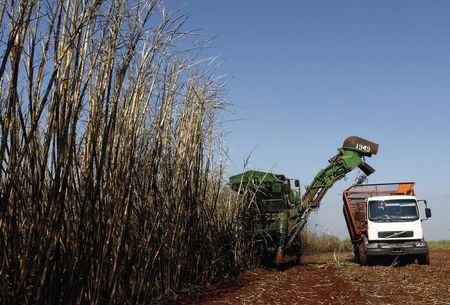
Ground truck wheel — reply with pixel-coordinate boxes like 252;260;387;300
417;251;430;265
358;242;368;266
353;244;360;260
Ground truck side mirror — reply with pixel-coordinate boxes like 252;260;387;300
294;180;300;187
425;208;432;218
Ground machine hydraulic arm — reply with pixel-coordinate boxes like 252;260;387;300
285;136;379;254
301;136;379;210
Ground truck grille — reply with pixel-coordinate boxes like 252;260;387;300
378;231;413;238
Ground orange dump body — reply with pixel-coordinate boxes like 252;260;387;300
342;182;415;242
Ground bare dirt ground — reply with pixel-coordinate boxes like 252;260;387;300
177;249;450;305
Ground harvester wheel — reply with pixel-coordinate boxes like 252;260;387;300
358;242;368;266
417;251;430;265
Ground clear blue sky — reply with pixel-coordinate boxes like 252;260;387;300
168;1;450;240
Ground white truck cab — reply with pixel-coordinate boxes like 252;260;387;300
343;182;432;266
364;194;431;264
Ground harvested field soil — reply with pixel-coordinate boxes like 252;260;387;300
177;249;450;305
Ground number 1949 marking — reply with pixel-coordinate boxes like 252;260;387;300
356;143;371;153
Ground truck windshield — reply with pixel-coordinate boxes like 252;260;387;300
368;199;419;222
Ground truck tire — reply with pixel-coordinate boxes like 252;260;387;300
417;251;430;265
358;242;368;266
353;244;360;260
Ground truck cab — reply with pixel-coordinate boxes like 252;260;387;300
343;182;432;265
365;195;431;263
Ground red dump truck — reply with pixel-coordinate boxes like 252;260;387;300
343;182;432;265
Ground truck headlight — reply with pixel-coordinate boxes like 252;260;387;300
366;243;379;249
415;241;427;247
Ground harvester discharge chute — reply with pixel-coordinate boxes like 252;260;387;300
229;136;379;265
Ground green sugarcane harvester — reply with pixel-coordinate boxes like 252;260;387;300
229;136;379;265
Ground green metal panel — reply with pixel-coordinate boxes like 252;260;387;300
229;170;288;195
271;183;282;193
229;170;280;191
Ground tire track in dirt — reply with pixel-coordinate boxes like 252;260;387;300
338;249;450;305
191;265;364;305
